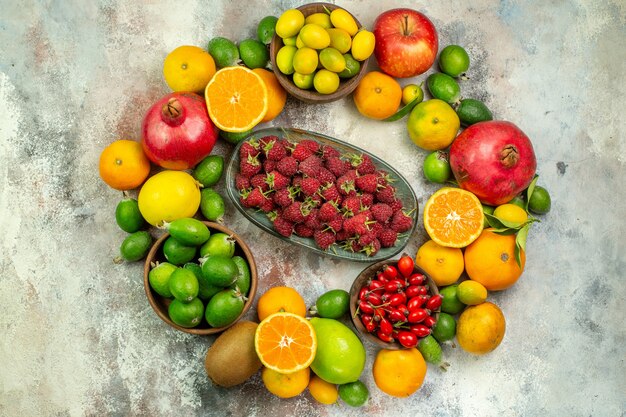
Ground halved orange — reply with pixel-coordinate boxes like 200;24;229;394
205;66;268;133
423;187;484;248
254;312;317;374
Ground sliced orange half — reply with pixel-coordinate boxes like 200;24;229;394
423;187;484;248
254;312;317;374
205;66;268;133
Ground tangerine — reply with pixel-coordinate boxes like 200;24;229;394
372;348;427;397
262;366;310;398
99;140;151;191
257;286;307;321
353;71;402;120
414;239;464;286
252;69;287;123
163;45;216;92
456;301;506;354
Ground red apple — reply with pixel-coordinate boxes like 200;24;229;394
141;92;218;170
373;9;438;78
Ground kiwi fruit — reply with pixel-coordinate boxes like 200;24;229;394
204;321;262;387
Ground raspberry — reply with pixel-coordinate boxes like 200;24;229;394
291;143;314;161
389;198;403;213
319;183;341;203
240;187;265;208
390;210;413;232
337;173;356;196
359;193;374;208
265;171;290;190
301;177;322;196
348;153;376;175
258;135;278;148
355;174;379;193
235;174;251;191
283;202;306;223
378;228;398;248
250;174;269;191
273;188;296;207
317;167;336;185
239;154;262;177
318;201;339;222
299;155;323;177
361;238;381;256
358;232;377;246
343;213;373;236
294;223;315;238
341;196;361;216
375;185;397;203
371;203;393;223
273;215;294;237
325;215;343;233
276;156;298;177
304;208;322;230
325;157;349;177
300;139;321;154
263;159;277;173
291;175;304;188
239;140;260;160
264;138;288;161
314;229;336;250
258;196;275;212
321;145;340;159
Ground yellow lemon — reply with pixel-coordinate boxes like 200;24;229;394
493;203;529;227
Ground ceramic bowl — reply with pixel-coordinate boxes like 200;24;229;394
269;2;370;104
143;221;257;335
349;258;440;349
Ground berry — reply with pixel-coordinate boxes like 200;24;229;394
299;155;323;177
273;215;294;237
239;140;260;160
283;202;306;223
291;143;314;161
264;139;288;161
273;187;298;207
389;198;403;212
375;185;397;203
265;171;290;190
319;201;339;222
377;228;398;247
341;196;362;216
319;183;340;203
317;167;336;185
371;203;393;223
250;174;269;191
325;215;343;233
325;157;349;177
314;229;336;250
241;187;265;208
359;193;374;208
239;154;262;177
294;223;315;237
276;156;298;177
235;174;251;191
347;153;376;175
391;210;413;233
321;145;340;159
303;208;322;230
355;174;379;193
361;238;381;256
300;139;321;154
301;177;322;196
337;173;357;196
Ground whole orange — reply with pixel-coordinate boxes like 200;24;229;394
252;68;287;123
456;301;506;355
99;140;151;191
163;45;216;92
353;71;402;120
257;286;307;321
372;348;426;397
464;229;525;291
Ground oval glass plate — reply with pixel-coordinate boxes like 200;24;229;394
225;127;418;262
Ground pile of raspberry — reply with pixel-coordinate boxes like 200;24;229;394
235;135;414;256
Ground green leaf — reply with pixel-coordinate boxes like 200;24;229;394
514;224;531;268
490;227;519;236
485;212;524;229
383;96;421;122
525;175;539;211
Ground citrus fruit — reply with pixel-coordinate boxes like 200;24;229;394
99;140;151;191
308;374;338;404
207;37;240;68
464;229;525;291
193;155;224;187
423;187;484;248
200;188;225;222
120;231;152;262
257;16;278;44
338;54;360;78
426;73;461;104
163;45;216;92
372;348;426;398
115;198;145;233
353;71;402;120
275;9;305;39
200;256;238;287
438;45;470;77
162;236;196;265
457;280;488;305
456;301;506;354
431;312;456;343
257;286;307;321
319;48;346;73
330;8;358;36
168;267;199;303
508;195;526;209
439;284;465;315
407;99;460;150
493;203;528;227
168;298;204;328
205;66;268;133
276;45;297;75
423;150;451;183
205;288;245;327
282;36;297;46
299;24;331;49
293;47;319;75
293;72;315;89
262;366;310;398
252;68;287;123
456;98;493;126
137;170;201;226
528;185;551;214
313;69;340;94
148;262;177;298
327;28;352;53
305;12;332;29
402;83;424;105
414;239;464;286
351;30;375;61
238;39;269;69
313;289;349;319
338;380;369;407
254;312;317;373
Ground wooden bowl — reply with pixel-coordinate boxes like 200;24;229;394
349;258;440;350
143;221;257;335
269;2;370;104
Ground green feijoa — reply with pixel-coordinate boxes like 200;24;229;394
528;185;551;214
338;380;369;407
205;289;245;328
229;256;251;294
426;73;461;104
148;262;177;298
115;198;145;233
208;37;240;68
200;189;225;223
417;335;448;370
162;236;197;266
201;255;238;287
168;267;199;303
456;98;493;126
168;298;204;328
184;262;222;301
438;45;470;78
200;232;235;258
431;312;457;343
314;289;350;319
120;231;152;262
238;39;269;69
220;129;252;145
257;16;278;44
338;53;360;78
439;284;465;315
167;218;210;246
193;155;224;187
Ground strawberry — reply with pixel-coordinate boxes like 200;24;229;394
264;138;288;161
283;202;306;223
390;210;413;232
325;157;349;177
371;203;393;223
276;156;298;177
377;228;398;248
294;223;315;238
250;174;269;191
239;140;260;160
319;183;341;203
291;143;314;161
314;229;336;250
317;167;336;185
318;201;339;222
239;154;262;177
301;177;322;196
375;185;397;203
265;171;290;190
273;215;294;237
235;174;251;191
299;155;323;177
321;145;340;159
355;174;380;193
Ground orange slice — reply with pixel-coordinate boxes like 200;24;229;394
254;312;317;374
205;66;268;133
423;187;484;248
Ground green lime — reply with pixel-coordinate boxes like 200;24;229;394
423;151;451;183
220;129;252;145
200;189;225;222
208;37;240;68
238;39;269;69
120;231;152;262
167;218;210;246
168;298;204;328
426;73;461;104
439;45;470;78
528;185;551;214
482;204;495;228
509;195;526;209
201;255;238;287
168;267;199;303
439;284;465;315
200;232;235;258
162;236;196;266
293;72;315;89
338;380;369;407
314;289;350;319
184;262;222;301
431;312;457;343
229;256;251;294
205;289;245;327
319;48;346;73
257;16;278;44
115;198;145;233
338;53;360;78
148;262;177;298
456;98;493;126
193;155;224;187
417;335;447;369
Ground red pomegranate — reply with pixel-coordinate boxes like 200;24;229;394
141;92;218;170
449;121;537;206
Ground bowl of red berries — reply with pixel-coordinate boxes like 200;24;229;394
349;254;441;349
